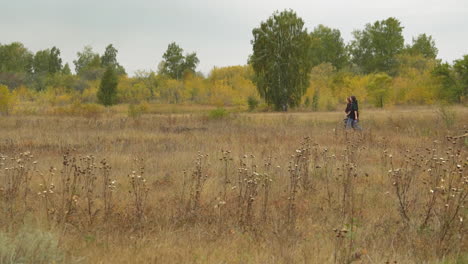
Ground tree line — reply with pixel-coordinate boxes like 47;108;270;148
250;10;466;110
0;9;467;113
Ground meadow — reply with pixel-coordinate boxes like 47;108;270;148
0;105;466;264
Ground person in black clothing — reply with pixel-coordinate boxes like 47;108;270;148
344;97;352;128
348;95;362;130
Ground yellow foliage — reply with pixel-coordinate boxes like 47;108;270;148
342;75;369;103
159;79;187;104
208;65;258;106
13;85;36;102
305;63;339;110
81;87;98;103
36;86;76;107
117;76;151;103
209;80;235;106
183;75;208;103
128;101;149;118
0;85;15;115
0;55;447;112
394;65;438;105
49;102;104;118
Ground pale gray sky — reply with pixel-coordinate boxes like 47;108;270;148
1;0;467;75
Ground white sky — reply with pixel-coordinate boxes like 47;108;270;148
1;0;467;76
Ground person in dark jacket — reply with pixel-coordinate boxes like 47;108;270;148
344;97;352;128
347;95;362;130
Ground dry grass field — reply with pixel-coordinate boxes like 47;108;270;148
0;106;467;264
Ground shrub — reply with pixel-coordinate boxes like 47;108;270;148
247;96;259;111
208;107;229;119
128;102;149;119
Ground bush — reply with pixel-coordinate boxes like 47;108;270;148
247;96;259;111
0;227;64;264
208;107;229;119
128;102;149;119
50;102;105;118
75;103;105;118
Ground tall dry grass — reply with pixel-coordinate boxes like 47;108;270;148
0;106;467;263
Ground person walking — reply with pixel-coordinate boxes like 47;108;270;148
347;95;362;130
344;97;352;128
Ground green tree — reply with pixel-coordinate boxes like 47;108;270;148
367;73;392;107
432;62;461;103
73;46;103;80
0;42;33;88
453;55;468;101
407;34;438;59
97;66;118;106
0;42;33;73
159;42;199;80
309;24;348;69
349;17;404;74
250;10;313;111
31;47;63;90
183;52;199;76
101;44;126;75
62;63;72;75
33;50;51;74
49;47;63;74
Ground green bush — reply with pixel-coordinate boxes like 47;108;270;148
247;96;259;111
208;107;229;119
0;228;64;264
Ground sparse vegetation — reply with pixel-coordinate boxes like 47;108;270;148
0;106;466;263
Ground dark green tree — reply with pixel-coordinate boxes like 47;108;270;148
49;47;63;74
97;66;118;106
183;52;199;75
432;62;461;103
101;44;126;75
309;24;348;69
159;42;199;80
349;17;405;74
453;55;468;101
250;10;313;111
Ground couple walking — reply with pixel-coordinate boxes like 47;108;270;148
344;95;362;130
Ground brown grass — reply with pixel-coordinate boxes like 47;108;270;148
0;105;467;263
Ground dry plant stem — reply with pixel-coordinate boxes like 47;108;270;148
261;156;272;222
185;153;208;220
287;137;311;231
128;158;148;225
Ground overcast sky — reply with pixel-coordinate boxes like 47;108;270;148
1;0;467;75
